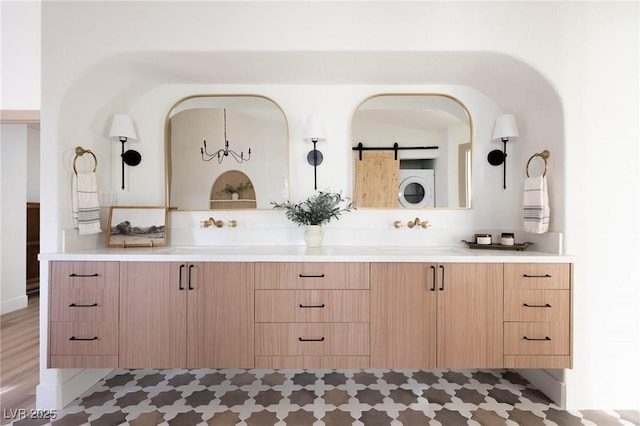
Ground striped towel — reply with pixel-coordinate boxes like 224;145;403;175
523;175;550;234
72;172;102;235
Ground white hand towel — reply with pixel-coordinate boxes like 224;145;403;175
72;172;102;235
523;175;550;234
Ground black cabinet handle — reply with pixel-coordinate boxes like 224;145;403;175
69;336;98;341
523;303;552;308
179;264;185;290
430;266;436;291
523;336;551;341
523;274;552;278
68;303;98;308
69;273;99;278
299;273;325;278
298;337;325;342
188;264;194;290
439;265;445;291
299;303;325;308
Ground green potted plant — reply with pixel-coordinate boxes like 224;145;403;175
217;181;253;200
271;191;354;247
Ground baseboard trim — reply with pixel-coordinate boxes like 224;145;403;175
36;368;112;410
517;369;566;408
0;294;28;315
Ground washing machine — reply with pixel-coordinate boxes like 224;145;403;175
398;169;435;208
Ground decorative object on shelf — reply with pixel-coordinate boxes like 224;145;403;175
500;232;515;246
108;114;141;190
394;217;431;229
524;150;550;234
475;233;492;245
217;181;253;200
271;191;354;247
303;114;326;190
201;108;251;164
488;114;519;189
106;206;167;247
461;239;533;251
72;147;101;235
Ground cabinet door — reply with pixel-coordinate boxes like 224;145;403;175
186;262;254;368
119;262;187;368
370;263;437;368
437;263;503;368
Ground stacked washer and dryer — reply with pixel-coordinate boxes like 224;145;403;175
398;168;435;208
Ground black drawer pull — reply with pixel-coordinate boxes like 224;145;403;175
69;273;99;278
69;303;98;308
298;337;325;342
299;273;325;278
523;303;552;308
523;336;551;341
299;303;325;308
69;336;98;341
523;274;552;278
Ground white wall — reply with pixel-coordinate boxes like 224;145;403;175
38;0;640;410
0;0;41;111
27;125;40;202
0;124;28;314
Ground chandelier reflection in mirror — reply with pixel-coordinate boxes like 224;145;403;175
200;108;251;164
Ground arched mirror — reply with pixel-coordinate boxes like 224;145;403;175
352;94;472;209
166;95;289;210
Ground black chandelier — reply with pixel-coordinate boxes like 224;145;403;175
200;108;251;164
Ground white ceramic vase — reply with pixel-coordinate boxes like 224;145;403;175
231;192;239;200
304;225;324;248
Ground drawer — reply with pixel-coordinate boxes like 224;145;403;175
255;290;369;322
50;287;118;322
255;323;369;356
504;322;570;355
49;355;118;369
50;322;118;355
505;263;570;290
255;355;370;369
255;262;369;289
504;290;569;322
50;261;119;290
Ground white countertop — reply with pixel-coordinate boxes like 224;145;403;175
39;245;574;263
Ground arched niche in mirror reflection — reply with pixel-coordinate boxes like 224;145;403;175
166;95;289;210
352;94;472;209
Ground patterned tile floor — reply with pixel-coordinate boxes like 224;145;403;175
12;369;640;425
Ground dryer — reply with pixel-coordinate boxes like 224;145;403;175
398;169;435;208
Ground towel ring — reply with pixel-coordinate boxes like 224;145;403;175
73;146;97;174
526;150;550;177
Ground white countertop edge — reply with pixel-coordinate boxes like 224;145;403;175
39;245;575;263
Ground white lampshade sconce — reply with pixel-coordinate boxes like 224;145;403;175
303;114;327;190
488;114;519;189
108;114;141;190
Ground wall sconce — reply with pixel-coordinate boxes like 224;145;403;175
108;114;140;190
487;113;519;189
303;114;326;190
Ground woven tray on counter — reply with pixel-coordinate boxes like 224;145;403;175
461;240;533;251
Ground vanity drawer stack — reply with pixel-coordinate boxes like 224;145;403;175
254;262;370;369
48;261;119;368
503;263;572;368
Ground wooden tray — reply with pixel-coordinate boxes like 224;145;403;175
461;240;533;251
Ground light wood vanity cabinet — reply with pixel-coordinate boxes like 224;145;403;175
118;262;254;369
48;258;572;371
370;263;503;369
503;263;572;368
48;261;119;368
254;262;370;369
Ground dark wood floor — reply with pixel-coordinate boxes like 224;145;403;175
0;294;39;426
